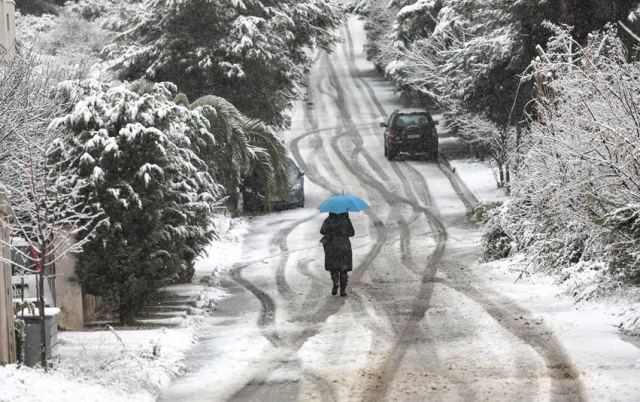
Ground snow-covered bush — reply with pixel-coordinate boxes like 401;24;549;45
58;326;195;398
488;24;640;298
617;302;640;336
15;9;110;77
65;0;111;21
482;219;512;261
447;113;517;188
349;0;370;15
53;80;224;323
14;12;58;45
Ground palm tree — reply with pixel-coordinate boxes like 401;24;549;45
187;94;289;211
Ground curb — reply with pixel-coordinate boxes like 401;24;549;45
437;152;481;215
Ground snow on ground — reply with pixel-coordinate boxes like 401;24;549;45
1;326;195;402
452;158;640;400
449;158;506;204
195;215;248;275
158;314;279;402
1;215;247;402
478;258;640;401
0;363;129;402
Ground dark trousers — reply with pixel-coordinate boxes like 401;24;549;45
330;270;348;290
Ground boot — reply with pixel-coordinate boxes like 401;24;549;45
339;271;348;297
330;271;339;296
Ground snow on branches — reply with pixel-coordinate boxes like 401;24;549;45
0;52;107;369
0;53;103;273
104;0;344;127
394;0;519;108
500;23;640;292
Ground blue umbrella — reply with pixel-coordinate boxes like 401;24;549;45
318;194;371;213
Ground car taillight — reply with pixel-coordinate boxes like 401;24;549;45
388;129;397;140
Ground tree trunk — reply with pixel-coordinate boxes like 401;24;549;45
559;0;570;23
504;163;511;194
119;301;134;325
38;242;48;370
37;270;47;370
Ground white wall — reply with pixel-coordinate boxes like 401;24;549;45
0;193;16;364
0;0;16;58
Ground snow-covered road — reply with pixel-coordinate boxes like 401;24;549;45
159;16;586;402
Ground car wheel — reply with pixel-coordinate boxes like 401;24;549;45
386;146;396;161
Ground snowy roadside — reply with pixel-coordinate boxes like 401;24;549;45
0;216;247;402
448;158;506;204
477;258;640;400
451;156;640;336
1;317;199;402
452;156;640;399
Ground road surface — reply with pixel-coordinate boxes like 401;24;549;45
160;16;585;402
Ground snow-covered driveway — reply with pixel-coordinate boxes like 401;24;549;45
159;16;586;402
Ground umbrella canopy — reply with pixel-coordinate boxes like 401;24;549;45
318;194;370;213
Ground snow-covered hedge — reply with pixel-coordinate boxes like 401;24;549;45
51;80;223;323
484;24;640;302
361;0;522;111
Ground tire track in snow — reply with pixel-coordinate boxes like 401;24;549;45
323;54;451;400
229;263;282;347
231;52;395;399
272;214;317;302
322;57;421;278
341;18;585;402
295;257;325;318
341;24;494;399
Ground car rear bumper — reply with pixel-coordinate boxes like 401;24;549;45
390;140;438;153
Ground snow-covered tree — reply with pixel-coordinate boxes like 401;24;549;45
492;24;640;291
447;113;516;188
0;52;104;369
104;0;344;127
53;79;289;322
363;0;640;125
188;94;288;211
390;0;522;120
53;80;225;323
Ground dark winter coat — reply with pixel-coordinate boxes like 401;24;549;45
320;213;355;272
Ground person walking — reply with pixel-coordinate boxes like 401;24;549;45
320;212;355;297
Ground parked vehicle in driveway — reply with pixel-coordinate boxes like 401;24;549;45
380;109;438;161
242;156;305;212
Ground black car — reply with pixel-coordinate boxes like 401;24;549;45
242;156;305;212
380;109;438;161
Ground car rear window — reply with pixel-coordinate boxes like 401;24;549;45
395;114;431;127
